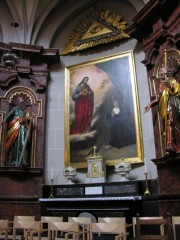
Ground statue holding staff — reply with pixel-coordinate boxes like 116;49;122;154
1;96;33;167
144;50;180;153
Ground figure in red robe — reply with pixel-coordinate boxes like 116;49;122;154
71;76;94;135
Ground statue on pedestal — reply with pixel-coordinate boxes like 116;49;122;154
1;96;33;167
145;50;180;154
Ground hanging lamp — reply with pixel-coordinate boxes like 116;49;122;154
2;20;21;71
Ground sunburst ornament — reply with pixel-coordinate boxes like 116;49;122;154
60;9;129;55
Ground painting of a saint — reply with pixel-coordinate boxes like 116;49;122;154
70;76;94;135
65;51;143;168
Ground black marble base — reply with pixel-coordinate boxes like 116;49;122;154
40;180;159;225
43;181;143;199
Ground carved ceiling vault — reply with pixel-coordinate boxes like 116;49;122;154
0;0;147;48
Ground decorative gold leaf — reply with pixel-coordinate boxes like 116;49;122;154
60;9;129;55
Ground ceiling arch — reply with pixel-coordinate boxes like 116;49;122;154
33;0;147;48
0;0;147;47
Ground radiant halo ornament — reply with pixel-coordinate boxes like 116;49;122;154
60;9;129;55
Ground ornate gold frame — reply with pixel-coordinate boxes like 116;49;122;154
64;51;144;168
61;9;129;55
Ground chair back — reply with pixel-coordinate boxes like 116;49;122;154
135;214;173;240
68;217;92;240
0;220;9;229
92;222;126;235
41;217;63;224
13;221;41;230
48;221;79;240
68;217;92;225
14;216;35;222
0;220;9;240
132;216;165;238
13;220;41;240
49;221;79;232
41;216;63;240
172;216;180;240
41;217;63;230
98;217;126;224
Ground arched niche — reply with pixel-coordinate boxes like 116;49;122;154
0;87;42;167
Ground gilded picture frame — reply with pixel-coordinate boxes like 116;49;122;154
65;51;144;168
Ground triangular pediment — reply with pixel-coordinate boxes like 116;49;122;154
81;20;113;40
61;9;129;55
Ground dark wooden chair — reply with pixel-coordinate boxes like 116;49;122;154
135;213;173;240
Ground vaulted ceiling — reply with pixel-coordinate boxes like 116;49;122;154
0;0;148;49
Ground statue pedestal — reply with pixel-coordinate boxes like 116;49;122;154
152;153;180;216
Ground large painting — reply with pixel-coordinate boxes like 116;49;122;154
65;51;144;168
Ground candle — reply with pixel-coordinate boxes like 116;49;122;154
144;158;147;173
51;167;54;179
164;50;167;73
164;50;167;82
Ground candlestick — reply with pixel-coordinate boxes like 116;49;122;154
164;50;167;72
51;167;54;180
49;178;54;198
144;172;150;195
144;158;147;173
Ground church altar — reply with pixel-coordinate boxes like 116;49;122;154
40;180;159;223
